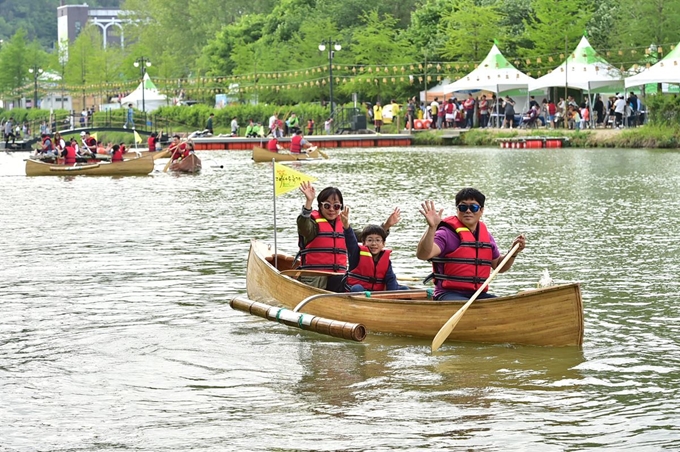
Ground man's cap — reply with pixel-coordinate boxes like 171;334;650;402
80;131;86;136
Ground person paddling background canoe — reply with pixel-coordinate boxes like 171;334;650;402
416;187;526;300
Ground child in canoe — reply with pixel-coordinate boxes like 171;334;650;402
344;223;409;292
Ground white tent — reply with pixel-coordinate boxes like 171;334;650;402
121;73;167;112
530;36;623;93
625;42;680;88
439;44;535;95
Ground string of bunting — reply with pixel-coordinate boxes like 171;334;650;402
1;44;675;98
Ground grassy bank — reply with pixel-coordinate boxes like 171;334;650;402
411;125;680;149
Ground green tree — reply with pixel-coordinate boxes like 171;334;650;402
520;0;593;63
440;0;505;62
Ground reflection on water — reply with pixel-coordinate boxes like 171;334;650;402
1;148;680;450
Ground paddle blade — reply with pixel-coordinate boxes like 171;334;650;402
431;307;466;352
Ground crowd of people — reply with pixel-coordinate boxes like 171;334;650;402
293;182;525;299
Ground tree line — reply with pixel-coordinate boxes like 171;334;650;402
1;0;679;107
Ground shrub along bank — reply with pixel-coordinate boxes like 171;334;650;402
411;125;680;149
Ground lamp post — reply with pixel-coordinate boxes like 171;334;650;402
318;39;341;116
649;43;662;94
133;56;152;114
28;66;43;109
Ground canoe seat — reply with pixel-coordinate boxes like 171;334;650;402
265;254;299;271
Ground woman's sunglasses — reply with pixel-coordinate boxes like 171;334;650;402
457;204;481;213
321;202;343;211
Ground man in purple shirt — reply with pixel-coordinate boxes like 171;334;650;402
416;187;525;300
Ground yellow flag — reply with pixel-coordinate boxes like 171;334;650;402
91;132;98;141
134;130;142;144
274;162;316;196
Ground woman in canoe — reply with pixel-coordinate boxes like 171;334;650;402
416;187;525;300
297;182;349;292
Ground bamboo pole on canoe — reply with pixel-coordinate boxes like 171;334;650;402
431;243;520;353
230;296;367;342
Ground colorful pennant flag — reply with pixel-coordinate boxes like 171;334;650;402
274;162;316;196
134;130;143;144
91;132;98;141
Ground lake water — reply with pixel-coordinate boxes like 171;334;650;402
1;146;679;451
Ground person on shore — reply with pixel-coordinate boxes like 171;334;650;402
4;117;15;148
123;103;134;129
344;223;409;292
230;117;239;137
416;187;526;300
324;118;333;135
245;119;258;137
206;113;215;135
373;102;383;133
502;97;516;129
296;182;349;292
286;113;301;135
307;118;315;135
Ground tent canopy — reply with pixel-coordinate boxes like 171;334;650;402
625;42;680;88
121;73;167;111
439;44;535;95
530;36;623;92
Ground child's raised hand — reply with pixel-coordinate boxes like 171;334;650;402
384;207;401;230
340;205;351;229
299;181;315;202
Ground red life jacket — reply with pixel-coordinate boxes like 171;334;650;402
120;144;126;154
430;216;493;292
112;148;124;162
148;136;155;152
290;135;303;154
346;246;391;291
63;145;77;165
298;210;348;272
267;139;279;152
42;136;54;151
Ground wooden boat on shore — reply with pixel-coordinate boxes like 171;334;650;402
169;153;202;173
25;156;154;176
243;240;584;347
252;146;324;163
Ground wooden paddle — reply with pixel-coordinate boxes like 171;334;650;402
430;243;520;352
317;148;329;159
163;142;181;172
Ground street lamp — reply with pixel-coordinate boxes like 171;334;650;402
28;66;43;109
133;56;152;114
318;39;341;116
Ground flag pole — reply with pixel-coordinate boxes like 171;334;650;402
272;158;278;269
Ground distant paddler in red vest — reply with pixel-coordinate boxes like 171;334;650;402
266;137;282;152
168;135;183;160
80;131;97;156
61;139;78;165
289;130;314;154
416;187;526;300
148;132;158;152
110;144;124;162
38;133;56;157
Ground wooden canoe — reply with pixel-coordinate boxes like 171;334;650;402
25;156;154;176
252;146;323;163
244;239;584;347
169;153;202;173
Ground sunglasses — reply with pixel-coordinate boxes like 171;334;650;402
457;204;481;213
321;202;343;211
